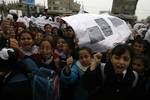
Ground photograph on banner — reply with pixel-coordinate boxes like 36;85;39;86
95;18;113;37
62;13;131;52
87;26;105;44
108;17;125;27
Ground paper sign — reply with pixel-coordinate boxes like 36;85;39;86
62;13;131;52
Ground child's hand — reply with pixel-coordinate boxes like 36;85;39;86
65;56;74;74
9;38;19;48
66;56;74;66
93;52;102;64
90;52;102;71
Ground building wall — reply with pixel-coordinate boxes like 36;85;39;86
111;0;138;15
48;0;80;15
0;0;80;16
111;0;138;25
3;0;44;16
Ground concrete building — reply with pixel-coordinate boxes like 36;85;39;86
111;0;138;15
0;0;45;16
47;0;80;16
111;0;139;25
0;0;80;17
18;0;38;16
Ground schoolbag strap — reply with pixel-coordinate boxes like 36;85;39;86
4;72;15;84
100;63;106;84
132;71;139;87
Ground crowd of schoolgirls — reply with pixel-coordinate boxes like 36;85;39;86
0;15;150;100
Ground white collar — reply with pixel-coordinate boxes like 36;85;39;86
42;56;53;65
122;70;127;77
76;61;89;72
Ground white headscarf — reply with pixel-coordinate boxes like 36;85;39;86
144;29;150;43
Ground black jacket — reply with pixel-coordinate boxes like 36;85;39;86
83;63;142;99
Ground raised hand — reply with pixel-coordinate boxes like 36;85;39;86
65;56;74;74
93;52;103;64
90;52;102;71
9;38;19;48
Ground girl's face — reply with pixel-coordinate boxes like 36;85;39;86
20;33;33;50
57;38;65;50
79;49;91;66
63;43;72;56
45;25;52;33
4;24;11;38
52;28;58;34
64;28;75;38
111;50;131;74
18;27;24;34
35;32;43;45
133;42;144;55
40;41;53;59
132;58;144;74
9;26;16;39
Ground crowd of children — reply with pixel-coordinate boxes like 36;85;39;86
0;14;150;100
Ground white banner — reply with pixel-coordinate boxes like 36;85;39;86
62;13;131;52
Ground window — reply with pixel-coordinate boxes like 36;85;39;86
49;1;51;4
60;8;63;10
55;1;60;4
53;7;59;10
53;1;60;5
87;26;105;44
124;5;129;10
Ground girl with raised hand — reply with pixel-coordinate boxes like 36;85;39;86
60;47;102;100
83;44;140;99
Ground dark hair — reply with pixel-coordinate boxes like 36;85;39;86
56;37;65;43
133;38;146;52
40;37;54;49
37;29;44;34
133;37;145;45
111;44;135;60
104;44;135;77
109;44;135;70
64;26;75;37
64;41;73;49
133;55;150;77
78;47;92;56
44;24;52;29
51;27;58;31
18;30;34;40
133;55;150;71
65;26;74;31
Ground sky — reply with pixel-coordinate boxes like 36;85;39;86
2;0;150;21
